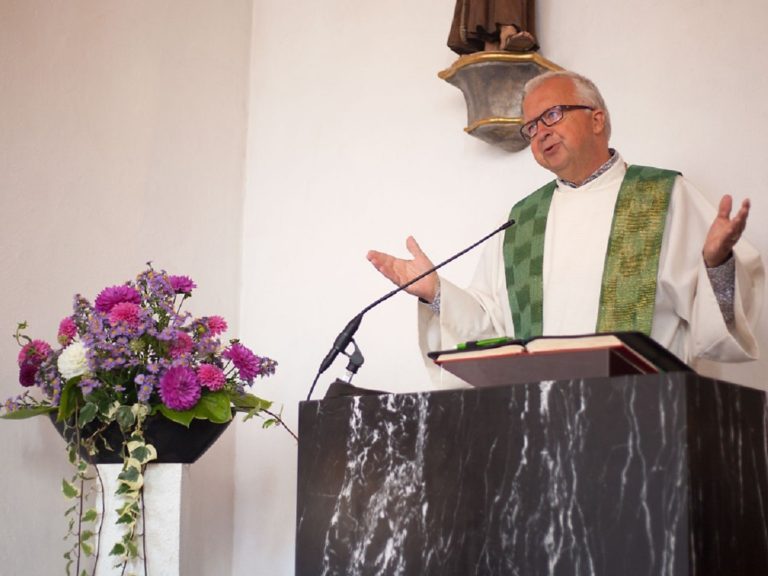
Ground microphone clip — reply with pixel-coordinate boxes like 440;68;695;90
342;338;365;382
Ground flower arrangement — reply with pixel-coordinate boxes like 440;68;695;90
2;265;289;575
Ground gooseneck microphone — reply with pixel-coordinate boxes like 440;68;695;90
306;218;516;400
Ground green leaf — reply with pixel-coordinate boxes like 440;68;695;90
82;508;98;523
109;543;126;556
93;394;113;415
130;445;148;460
156;405;195;427
156;391;232;426
115;405;135;432
130;445;153;463
117;467;140;483
115;501;132;515
81;530;95;541
229;392;272;412
126;540;139;557
194;391;233;423
127;431;145;443
57;378;83;422
0;405;57;420
62;479;79;499
78;402;98;427
116;513;134;525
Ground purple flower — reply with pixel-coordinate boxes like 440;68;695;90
135;374;156;402
223;343;263;383
19;363;38;387
257;357;277;378
4;394;25;413
158;366;201;411
78;378;101;395
35;356;63;405
5;265;279;418
198;364;226;391
72;294;93;328
168;275;196;295
58;317;78;346
94;285;141;313
135;269;176;313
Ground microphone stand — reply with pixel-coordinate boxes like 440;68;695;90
306;218;515;400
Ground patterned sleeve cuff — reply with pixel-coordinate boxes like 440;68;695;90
706;255;735;326
419;282;441;315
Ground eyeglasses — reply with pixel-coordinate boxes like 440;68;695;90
520;105;595;141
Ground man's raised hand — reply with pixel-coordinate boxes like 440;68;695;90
367;236;439;302
703;195;750;268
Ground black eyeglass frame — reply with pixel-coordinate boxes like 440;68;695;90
520;104;595;141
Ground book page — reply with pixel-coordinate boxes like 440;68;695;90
436;334;622;364
525;334;622;353
436;343;526;363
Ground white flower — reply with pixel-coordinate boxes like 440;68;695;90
57;341;88;380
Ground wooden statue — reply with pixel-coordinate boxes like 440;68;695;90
448;0;537;54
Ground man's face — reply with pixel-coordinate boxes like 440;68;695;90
522;77;607;183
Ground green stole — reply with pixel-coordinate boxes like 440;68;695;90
503;165;679;340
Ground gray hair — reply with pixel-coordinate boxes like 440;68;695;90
523;71;612;140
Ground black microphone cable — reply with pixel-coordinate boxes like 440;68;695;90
306;218;515;401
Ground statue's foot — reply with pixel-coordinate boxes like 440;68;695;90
501;30;537;52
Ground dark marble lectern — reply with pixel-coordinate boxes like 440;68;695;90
296;374;768;575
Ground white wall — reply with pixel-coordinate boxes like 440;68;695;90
238;0;768;573
3;1;767;574
0;1;251;574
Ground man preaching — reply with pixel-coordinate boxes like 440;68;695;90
367;71;764;386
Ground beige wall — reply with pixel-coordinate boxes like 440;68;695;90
238;0;768;572
0;1;251;573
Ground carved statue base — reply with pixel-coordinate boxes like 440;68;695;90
439;52;563;152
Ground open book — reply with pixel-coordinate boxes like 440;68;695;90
428;332;691;388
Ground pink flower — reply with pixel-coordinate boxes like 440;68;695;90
158;366;201;411
222;343;262;383
108;302;141;327
197;364;226;391
95;285;141;313
17;340;52;367
58;317;78;346
170;331;195;359
168;275;196;295
17;339;52;388
206;315;228;336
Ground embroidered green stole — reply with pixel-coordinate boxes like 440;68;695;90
503;165;679;340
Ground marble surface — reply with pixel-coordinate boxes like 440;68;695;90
296;373;768;575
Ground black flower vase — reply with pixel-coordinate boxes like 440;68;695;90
49;413;231;464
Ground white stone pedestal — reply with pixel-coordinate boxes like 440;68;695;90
95;464;183;576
